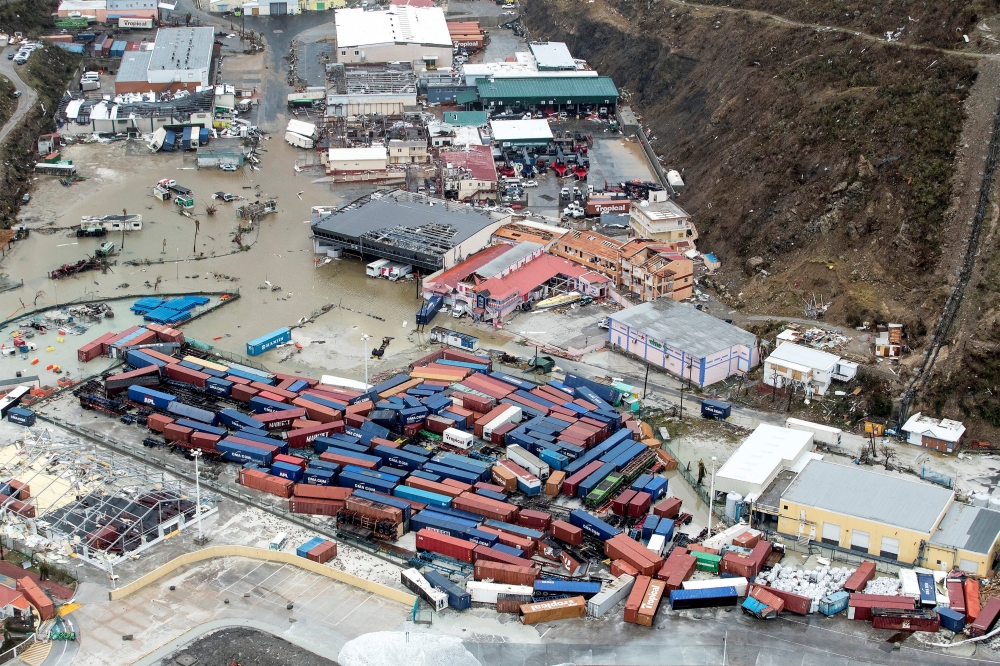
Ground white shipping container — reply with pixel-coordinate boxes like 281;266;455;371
898;569;921;600
285;131;314;149
682;577;749;597
466;581;534;604
483;406;522;440
587;574;635;617
646;534;665;556
366;259;391;277
785;417;841;446
443;428;474;450
286;118;317;138
506;444;550;480
401;568;448;612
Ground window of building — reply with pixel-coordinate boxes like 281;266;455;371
821;523;840;546
341;50;346;56
354;50;359;56
879;537;899;560
850;530;870;553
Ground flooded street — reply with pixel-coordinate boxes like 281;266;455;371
4;131;517;380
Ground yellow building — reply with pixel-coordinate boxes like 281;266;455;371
299;0;342;10
778;460;1000;575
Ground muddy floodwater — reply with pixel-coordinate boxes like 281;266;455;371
4;136;514;380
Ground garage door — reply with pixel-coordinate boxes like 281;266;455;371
880;537;900;560
270;2;287;14
850;530;870;553
960;559;979;574
821;522;840;546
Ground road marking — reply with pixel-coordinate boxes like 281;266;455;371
335;593;372;625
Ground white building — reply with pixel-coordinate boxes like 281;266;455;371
489;119;553;147
117;27;214;94
762;342;858;396
630;198;698;246
901;412;966;454
335;6;453;69
327;145;388;173
715;424;818;500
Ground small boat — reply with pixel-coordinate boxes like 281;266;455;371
534;292;583;310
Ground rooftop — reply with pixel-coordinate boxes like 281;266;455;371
477;76;618;100
116;49;153;83
440;144;497;182
327;145;388;162
490;119;553;142
493;221;567;246
475;253;600;301
148;27;214;73
196;137;244;156
327;62;417;95
610;299;757;358
782;459;954;533
560;229;623;262
767;342;840;372
335;6;452;49
930;503;1000;555
633;199;691;222
902;412;966;443
475;241;542;279
442;111;488;127
529;41;576;70
425;244;512;292
716;424;814;496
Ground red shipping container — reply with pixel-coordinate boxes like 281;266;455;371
731;531;760;549
491;422;516;444
276;378;296;391
750;584;811;615
274;372;318;386
257;390;289;404
965;578;981;622
105;325;142;347
474;561;538;586
17;578;53;621
190;432;221;452
872;609;940;632
627;491;652;518
406;475;463;498
226;375;252;386
453;493;519;523
307;540;337;563
346;400;374;416
291;419;321;429
550;520;582;546
748;586;785;615
947;580;966;617
165;364;210;388
611;559;639;578
563;460;604;497
504;393;550;417
637;578;665;627
239;468;293;498
291;397;343;424
416;529;476;563
286;421;343;449
402;423;424;437
548;404;578;419
518;509;551;531
847;594;916;621
147;413;173;433
476;526;536;557
319;451;378;470
573;398;597;411
970;597;1000;637
442;348;492;369
472;545;534;568
425;415;455;434
289;498;344;516
252;382;297;401
624;575;652;624
231;384;260;402
292;485;353;500
371;437;399;450
163;424;193;443
475;405;515;437
475;482;507;494
605;535;662;577
274;454;307;469
441;477;474;493
656;548;696;590
78;332;117;362
457;393;493;414
653;497;682;519
256;409;307;430
484;521;543;544
344;413;369;429
491;465;517;492
843;560;875;593
7;481;29;500
612;489;637;516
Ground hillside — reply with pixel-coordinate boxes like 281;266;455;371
523;0;999;437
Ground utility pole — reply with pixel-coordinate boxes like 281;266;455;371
121;208;127;250
642;363;649;399
708;456;717;537
362;334;371;387
192;448;207;544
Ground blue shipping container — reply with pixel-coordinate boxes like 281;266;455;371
7;408;35;426
375;445;428;471
569;509;621;541
409;512;469;539
249;396;296;414
206;377;233;397
645;476;668;500
166;401;217;425
271;461;304;482
937;607;966;632
219;441;272;466
247;327;292;357
303;468;336;485
641;516;660;541
818;591;850;616
309;460;340;473
337;471;396;494
533;580;602;598
669;587;739;610
296;536;325;558
423;570;471;610
463;528;499;547
127;385;176;409
394;485;452;508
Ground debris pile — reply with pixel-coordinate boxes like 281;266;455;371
759;563;855;608
863;577;902;596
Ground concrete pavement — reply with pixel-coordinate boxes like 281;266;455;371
0;46;38;145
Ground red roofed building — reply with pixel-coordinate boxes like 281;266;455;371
441;145;498;202
619;239;694;301
473;253;610;322
0;584;30;620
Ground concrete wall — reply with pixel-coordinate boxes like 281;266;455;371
108;545;417;606
337;43;453;69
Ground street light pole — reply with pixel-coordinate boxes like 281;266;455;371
192;448;204;543
708;456;717;538
362;334;371;387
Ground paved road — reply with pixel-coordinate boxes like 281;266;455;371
41;615;80;666
0;46;38;145
664;0;1000;60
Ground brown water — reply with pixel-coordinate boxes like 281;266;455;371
4;136;442;378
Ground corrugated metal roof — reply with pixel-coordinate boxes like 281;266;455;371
930;503;1000;554
782;460;953;533
442;111;488;127
148;27;214;73
475;242;541;279
529;42;575;70
477;77;618;100
610;298;757;358
767;342;839;371
116;49;152;83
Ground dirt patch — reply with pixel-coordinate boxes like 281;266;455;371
155;627;338;666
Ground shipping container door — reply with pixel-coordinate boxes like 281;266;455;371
271;2;287;13
820;522;840;546
879;537;899;560
850;530;870;553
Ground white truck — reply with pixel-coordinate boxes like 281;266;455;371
285;131;314;149
506;444;550;480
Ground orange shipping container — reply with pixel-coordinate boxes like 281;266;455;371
637;579;665;626
624;575;652;624
520;596;586;624
545;470;565;496
491;465;517;492
17;577;54;620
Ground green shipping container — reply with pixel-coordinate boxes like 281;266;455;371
693;551;722;573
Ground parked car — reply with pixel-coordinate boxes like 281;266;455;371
220;163;238;171
6;54;12;60
524;180;537;188
13;91;20;98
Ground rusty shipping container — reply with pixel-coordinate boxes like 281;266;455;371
289;498;344;516
551;520;583;546
748;584;811;616
474;561;538;586
843;561;876;593
637;578;666;627
520;596;587;624
624;575;652;624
